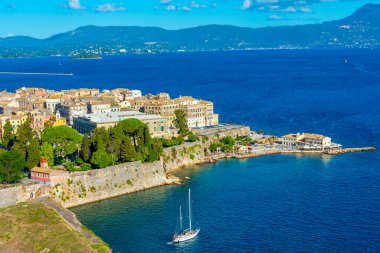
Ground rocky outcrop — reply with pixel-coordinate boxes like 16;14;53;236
49;160;168;208
163;141;207;172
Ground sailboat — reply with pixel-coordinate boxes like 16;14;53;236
172;189;200;243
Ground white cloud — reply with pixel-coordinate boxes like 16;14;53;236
190;1;199;8
166;4;176;10
241;0;252;10
67;0;83;10
182;6;192;11
256;0;279;3
269;5;280;10
268;14;283;20
300;7;312;12
96;3;126;12
282;6;297;12
160;0;172;4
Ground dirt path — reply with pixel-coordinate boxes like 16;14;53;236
36;197;101;244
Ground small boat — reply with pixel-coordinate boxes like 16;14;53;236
172;189;200;243
185;176;190;180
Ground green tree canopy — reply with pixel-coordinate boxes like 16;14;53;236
12;117;33;160
174;109;189;136
42;126;82;158
1;119;14;148
0;150;26;183
90;137;116;168
41;142;54;166
81;134;91;162
26;138;41;169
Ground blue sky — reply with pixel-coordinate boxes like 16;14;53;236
2;0;380;38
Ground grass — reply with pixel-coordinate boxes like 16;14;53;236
0;202;111;253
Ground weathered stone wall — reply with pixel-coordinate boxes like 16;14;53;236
50;160;168;208
0;182;42;208
163;141;207;172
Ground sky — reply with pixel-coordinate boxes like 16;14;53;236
1;0;380;38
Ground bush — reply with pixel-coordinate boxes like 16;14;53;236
80;163;92;171
187;132;199;142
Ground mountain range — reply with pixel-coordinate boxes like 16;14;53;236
1;3;380;57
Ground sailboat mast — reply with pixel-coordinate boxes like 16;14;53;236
180;206;183;231
189;189;192;231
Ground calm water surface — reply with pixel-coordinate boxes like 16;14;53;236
0;50;379;252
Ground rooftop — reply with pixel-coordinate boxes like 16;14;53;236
75;111;166;123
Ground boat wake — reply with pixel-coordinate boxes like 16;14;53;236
166;241;174;245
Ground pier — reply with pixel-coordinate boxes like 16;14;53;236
324;147;376;155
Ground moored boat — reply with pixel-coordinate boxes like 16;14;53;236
172;189;200;243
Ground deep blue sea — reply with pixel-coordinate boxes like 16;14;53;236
1;49;379;252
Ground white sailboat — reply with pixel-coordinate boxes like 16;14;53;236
172;189;200;243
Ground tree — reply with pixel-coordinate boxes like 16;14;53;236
174;109;189;136
120;136;137;162
107;126;124;160
81;134;91;162
12;117;33;160
42;126;82;159
1;119;14;148
90;137;115;168
187;132;199;142
41;142;54;166
146;139;163;162
26;138;41;169
0;150;26;183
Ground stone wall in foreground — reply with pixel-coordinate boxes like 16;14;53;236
0;182;42;208
50;160;168;208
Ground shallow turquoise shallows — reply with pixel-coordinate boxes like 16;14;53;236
1;49;379;252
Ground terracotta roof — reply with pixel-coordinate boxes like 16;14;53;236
31;167;52;174
303;133;327;140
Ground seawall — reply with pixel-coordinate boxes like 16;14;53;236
50;160;168;208
163;141;208;173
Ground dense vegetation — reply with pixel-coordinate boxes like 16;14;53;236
0;117;167;183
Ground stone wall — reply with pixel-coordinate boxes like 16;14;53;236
50;160;168;208
163;141;207;173
0;182;42;208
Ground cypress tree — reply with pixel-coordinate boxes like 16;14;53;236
12;118;33;160
26;138;41;169
1;119;14;148
120;136;137;162
81;134;91;162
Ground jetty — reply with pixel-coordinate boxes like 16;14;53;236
324;147;376;155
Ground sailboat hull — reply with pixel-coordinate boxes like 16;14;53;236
173;228;200;243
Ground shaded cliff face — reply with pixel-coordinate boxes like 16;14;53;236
50;160;167;208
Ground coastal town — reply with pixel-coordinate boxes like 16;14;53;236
0;86;375;252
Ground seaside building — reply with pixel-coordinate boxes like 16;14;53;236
73;111;169;138
282;133;332;150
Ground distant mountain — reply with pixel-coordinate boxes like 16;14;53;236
1;3;380;57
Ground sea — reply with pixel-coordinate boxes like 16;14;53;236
0;49;379;252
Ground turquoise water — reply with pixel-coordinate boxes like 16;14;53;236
1;49;379;252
